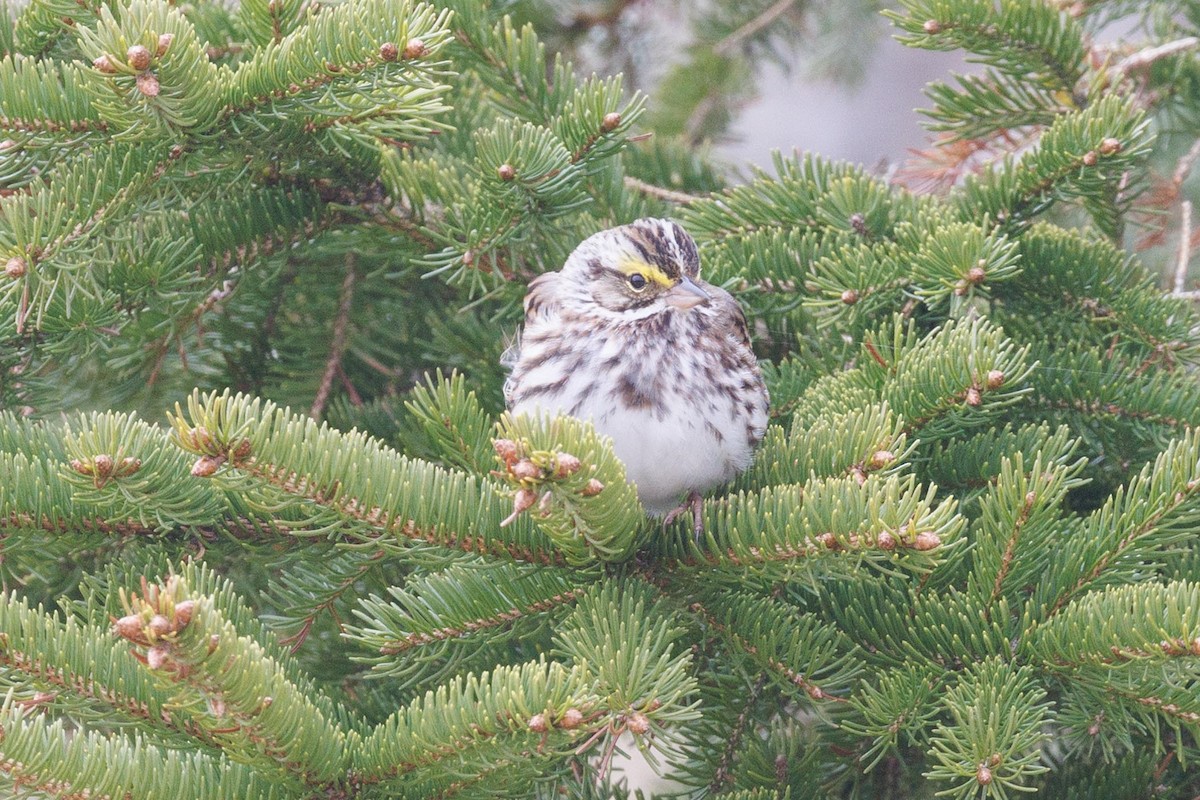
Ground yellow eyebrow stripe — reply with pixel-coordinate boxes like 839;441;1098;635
618;258;674;288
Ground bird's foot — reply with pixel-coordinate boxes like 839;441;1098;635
663;490;705;542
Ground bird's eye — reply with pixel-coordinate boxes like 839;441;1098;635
627;273;647;291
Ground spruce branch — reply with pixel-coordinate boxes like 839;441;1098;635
168;389;574;566
1036;429;1200;615
0;703;274;800
925;659;1052;799
352;658;601;792
272;547;388;652
111;573;350;791
690;592;856;703
0;593;213;745
888;0;1086;95
346;561;588;683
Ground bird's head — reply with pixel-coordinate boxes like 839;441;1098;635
560;218;711;315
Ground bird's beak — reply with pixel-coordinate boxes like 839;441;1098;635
665;276;711;310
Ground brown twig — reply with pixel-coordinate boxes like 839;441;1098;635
623;176;702;205
1114;36;1200;75
711;675;767;793
311;253;357;420
714;0;800;56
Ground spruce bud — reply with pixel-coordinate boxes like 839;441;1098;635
93;454;115;477
1098;137;1122;155
232;438;253;462
560;708;583;729
877;531;896;550
148;614;172;638
379;41;399;62
127;44;151;70
554;452;581;477
581;478;605;496
912;531;941;551
922;19;942;33
626;712;650;735
190;425;215;452
1082;150;1098;166
849;212;868;237
493;438;519;465
976;765;992;785
113;614;144;640
986;369;1005;390
174;600;196;628
528;713;548;732
868;450;895;470
93;54;117;74
137;73;161;97
500;487;537;527
966;386;982;406
966;265;986;284
191;455;221;477
601;112;622;132
510;458;541;481
5;256;26;279
840;288;858;305
497;163;516;181
146;644;169;670
156;33;174;57
403;38;427;59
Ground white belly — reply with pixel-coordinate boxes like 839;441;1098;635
511;370;752;514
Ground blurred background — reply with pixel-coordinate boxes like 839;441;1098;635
520;0;960;170
512;0;1200;286
536;0;969;171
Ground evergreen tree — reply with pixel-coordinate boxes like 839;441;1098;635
2;0;1200;797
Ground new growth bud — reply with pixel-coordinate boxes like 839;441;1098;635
554;453;581;477
137;73;161;97
127;44;151;70
403;38;427;59
626;712;650;735
912;531;941;551
500;487;537;527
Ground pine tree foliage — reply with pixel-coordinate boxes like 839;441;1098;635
3;0;1200;797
